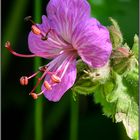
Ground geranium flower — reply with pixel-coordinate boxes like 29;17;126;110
5;0;112;102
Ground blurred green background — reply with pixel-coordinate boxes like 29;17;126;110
2;0;138;140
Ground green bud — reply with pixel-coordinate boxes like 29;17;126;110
108;17;123;48
111;45;138;75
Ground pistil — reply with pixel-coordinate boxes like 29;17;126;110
5;41;36;58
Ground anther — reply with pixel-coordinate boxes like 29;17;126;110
31;25;41;35
51;74;61;83
20;71;39;86
39;65;48;72
20;76;28;85
24;16;51;41
30;93;38;100
24;16;36;25
44;81;52;90
30;89;45;99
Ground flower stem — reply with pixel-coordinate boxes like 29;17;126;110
70;93;79;140
34;0;43;140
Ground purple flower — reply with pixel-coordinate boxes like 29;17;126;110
6;0;112;102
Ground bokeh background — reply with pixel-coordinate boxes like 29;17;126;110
2;0;138;140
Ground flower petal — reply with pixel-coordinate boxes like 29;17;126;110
42;59;76;102
72;18;112;68
47;0;90;43
28;15;66;59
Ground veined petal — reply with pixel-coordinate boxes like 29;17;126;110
47;0;90;43
28;15;66;59
72;18;112;68
42;58;77;102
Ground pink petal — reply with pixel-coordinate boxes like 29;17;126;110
72;18;112;68
47;0;90;43
28;15;66;59
42;59;77;102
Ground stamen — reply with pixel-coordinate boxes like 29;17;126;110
24;16;51;41
29;70;48;93
44;81;52;90
24;16;36;25
30;57;64;93
56;55;75;79
30;93;38;99
19;71;39;86
30;89;45;100
39;65;48;72
51;74;61;83
31;25;41;35
20;76;28;85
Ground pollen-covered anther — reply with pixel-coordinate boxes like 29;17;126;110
30;93;38;100
44;81;52;90
19;71;39;86
51;74;61;83
31;25;41;35
20;76;28;86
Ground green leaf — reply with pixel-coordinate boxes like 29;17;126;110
93;71;138;139
115;99;138;139
122;62;138;103
94;85;116;118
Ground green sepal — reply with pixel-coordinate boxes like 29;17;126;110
108;17;123;48
72;78;99;95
